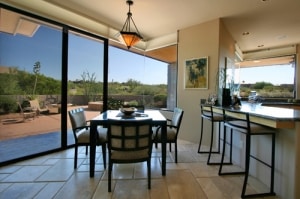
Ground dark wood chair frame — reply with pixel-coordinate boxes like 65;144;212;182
153;107;184;163
107;118;153;192
68;108;107;169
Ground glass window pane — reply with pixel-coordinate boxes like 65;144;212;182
0;8;62;163
237;56;295;99
107;46;168;109
67;31;104;145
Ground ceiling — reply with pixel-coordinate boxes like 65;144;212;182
1;0;300;64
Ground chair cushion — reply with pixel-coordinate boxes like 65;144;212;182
153;126;177;142
97;126;108;143
76;126;107;144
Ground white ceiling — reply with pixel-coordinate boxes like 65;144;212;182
1;0;300;62
45;0;300;52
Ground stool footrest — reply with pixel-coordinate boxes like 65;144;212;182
242;192;276;198
208;162;232;165
219;171;246;175
198;150;220;154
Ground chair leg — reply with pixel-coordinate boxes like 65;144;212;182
74;145;78;169
147;159;151;189
219;127;245;175
169;142;172;152
207;123;215;164
241;133;276;198
207;121;231;165
198;117;205;153
241;134;251;198
270;133;275;194
108;162;112;192
102;144;107;169
198;118;221;154
85;145;88;155
175;142;178;163
218;126;227;175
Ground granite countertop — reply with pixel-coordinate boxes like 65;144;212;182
261;102;300;106
216;102;300;121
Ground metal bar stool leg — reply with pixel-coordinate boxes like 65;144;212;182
218;125;227;174
207;119;215;164
219;127;245;176
270;133;275;194
241;133;251;198
198;119;222;154
198;117;205;153
241;133;276;198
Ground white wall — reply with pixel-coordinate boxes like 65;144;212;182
176;18;300;198
177;19;235;145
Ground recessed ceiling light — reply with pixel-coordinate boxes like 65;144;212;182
277;35;287;40
242;32;250;36
257;45;264;48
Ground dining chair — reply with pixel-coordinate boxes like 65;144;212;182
68;107;107;169
219;108;276;198
107;118;153;192
152;107;184;163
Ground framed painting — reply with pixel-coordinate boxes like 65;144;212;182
184;57;208;89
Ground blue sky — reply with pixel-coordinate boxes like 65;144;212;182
238;65;294;85
0;25;294;85
0;26;168;85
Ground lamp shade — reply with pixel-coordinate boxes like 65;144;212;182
120;31;142;49
119;0;143;49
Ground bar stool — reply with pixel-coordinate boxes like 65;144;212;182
219;108;276;198
198;105;232;165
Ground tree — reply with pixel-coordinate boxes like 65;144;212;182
33;61;41;95
81;71;98;103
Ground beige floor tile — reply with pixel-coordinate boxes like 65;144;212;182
2;166;50;182
0;182;46;199
54;172;102;199
36;159;74;181
165;170;207;199
0;141;282;199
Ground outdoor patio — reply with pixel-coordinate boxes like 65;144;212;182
0;106;100;163
0;106;99;141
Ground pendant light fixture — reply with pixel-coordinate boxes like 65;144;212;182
120;0;143;49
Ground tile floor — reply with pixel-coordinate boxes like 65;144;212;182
0;140;280;199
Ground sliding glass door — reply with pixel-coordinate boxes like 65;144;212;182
0;8;63;162
0;7;108;164
67;31;105;145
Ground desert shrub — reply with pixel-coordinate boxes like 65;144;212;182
107;98;124;110
0;96;18;114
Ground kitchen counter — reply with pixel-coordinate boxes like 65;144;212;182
202;102;300;198
262;102;300;110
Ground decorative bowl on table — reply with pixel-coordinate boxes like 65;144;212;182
120;107;136;116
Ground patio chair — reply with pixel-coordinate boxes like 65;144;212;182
29;99;49;115
1;102;36;124
107;119;153;192
152;107;184;163
68;107;107;169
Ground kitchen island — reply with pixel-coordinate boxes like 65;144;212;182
203;103;300;198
